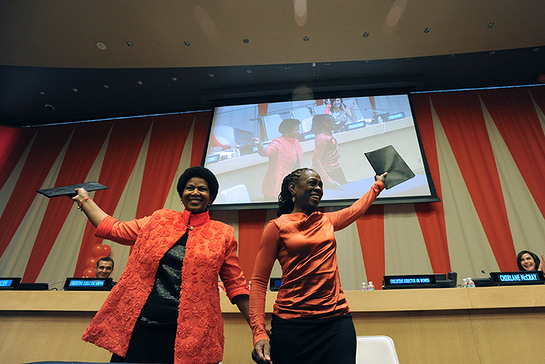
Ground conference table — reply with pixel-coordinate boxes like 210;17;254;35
1;286;544;364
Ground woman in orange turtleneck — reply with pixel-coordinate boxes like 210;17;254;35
250;168;387;364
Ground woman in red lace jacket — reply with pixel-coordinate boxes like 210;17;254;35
72;166;250;364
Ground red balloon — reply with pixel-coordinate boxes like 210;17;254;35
82;267;95;278
91;244;103;257
102;244;111;256
86;256;98;268
92;244;109;258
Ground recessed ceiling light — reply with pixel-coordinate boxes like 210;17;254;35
243;38;249;44
487;22;495;28
126;41;134;47
303;35;310;41
362;32;370;38
208;73;215;78
246;69;252;74
324;63;330;67
424;27;431;33
171;77;178;81
104;84;110;89
489;51;496;56
72;88;78;92
285;65;291;70
184;41;190;46
532;48;540;53
96;41;107;50
137;80;143;85
45;104;55;111
39;91;45;95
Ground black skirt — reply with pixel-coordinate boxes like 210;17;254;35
110;319;177;364
110;302;178;364
270;314;356;364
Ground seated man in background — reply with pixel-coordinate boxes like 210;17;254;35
95;256;116;290
95;256;114;279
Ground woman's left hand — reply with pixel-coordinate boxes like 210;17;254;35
375;172;388;183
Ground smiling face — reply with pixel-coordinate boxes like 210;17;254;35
520;253;537;271
289;169;323;214
95;260;113;278
181;177;211;213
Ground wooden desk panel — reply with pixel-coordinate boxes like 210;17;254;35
2;286;544;364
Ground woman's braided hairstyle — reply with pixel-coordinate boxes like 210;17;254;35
277;168;311;216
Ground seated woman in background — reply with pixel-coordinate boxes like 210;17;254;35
517;250;544;271
324;98;357;131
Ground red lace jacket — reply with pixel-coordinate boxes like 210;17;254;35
82;209;249;364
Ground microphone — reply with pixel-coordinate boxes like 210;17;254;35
48;279;67;291
481;270;488;275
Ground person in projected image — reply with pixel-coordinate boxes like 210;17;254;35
72;166;250;364
311;113;347;189
249;168;387;364
517;250;545;272
253;118;303;201
324;98;357;131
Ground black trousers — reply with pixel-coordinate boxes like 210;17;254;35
270;314;356;364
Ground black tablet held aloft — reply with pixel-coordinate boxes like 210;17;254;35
37;182;109;198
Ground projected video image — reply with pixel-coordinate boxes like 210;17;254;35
203;95;436;209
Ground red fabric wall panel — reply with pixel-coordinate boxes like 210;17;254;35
190;111;213;168
0;126;34;190
480;88;545;221
73;118;153;276
23;122;112;282
431;92;517;271
411;94;451;273
0;126;72;260
237;209;268;281
529;86;545;115
356;205;384;288
135;115;191;218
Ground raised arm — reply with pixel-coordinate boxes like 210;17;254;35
250;222;280;364
72;188;108;227
326;173;387;231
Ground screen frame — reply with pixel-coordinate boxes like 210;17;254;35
202;89;439;211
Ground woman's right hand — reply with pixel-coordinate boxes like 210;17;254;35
72;188;90;204
70;188;108;227
252;339;272;364
375;172;388;183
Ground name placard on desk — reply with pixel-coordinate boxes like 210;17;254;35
383;273;457;289
64;277;114;291
383;274;437;289
0;277;21;290
490;271;545;286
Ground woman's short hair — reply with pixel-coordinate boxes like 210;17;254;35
311;113;334;133
516;250;541;271
278;118;301;135
277;168;312;216
176;166;219;204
